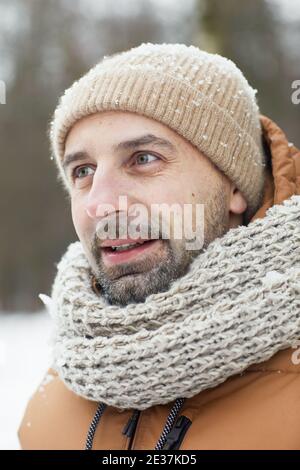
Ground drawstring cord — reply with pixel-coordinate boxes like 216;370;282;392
154;398;185;450
85;398;185;450
85;402;107;450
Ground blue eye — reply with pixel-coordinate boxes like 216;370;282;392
135;152;158;165
73;165;94;179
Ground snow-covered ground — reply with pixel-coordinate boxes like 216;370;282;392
0;311;52;450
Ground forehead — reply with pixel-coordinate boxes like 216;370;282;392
64;110;188;154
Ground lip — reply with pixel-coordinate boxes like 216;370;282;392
101;239;160;266
101;238;149;248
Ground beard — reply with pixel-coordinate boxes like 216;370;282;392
89;182;230;306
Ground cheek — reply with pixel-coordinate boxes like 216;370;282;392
143;180;186;206
71;196;90;240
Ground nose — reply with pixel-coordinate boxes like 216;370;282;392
85;167;128;220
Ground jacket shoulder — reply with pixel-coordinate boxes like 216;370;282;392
181;349;300;449
18;367;97;450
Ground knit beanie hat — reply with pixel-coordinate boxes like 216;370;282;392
50;42;266;219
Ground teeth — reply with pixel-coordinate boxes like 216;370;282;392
111;243;141;252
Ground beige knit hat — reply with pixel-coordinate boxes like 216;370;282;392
50;42;266;219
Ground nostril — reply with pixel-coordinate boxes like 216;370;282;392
85;206;96;219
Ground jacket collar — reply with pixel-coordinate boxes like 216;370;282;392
250;114;300;223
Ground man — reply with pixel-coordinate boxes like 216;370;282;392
19;43;300;450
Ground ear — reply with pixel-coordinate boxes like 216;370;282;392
229;185;247;215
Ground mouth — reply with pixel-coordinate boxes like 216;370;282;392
101;239;160;266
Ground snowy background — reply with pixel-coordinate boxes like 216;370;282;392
0;311;52;449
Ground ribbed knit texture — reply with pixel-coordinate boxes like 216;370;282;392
49;42;266;220
40;196;300;410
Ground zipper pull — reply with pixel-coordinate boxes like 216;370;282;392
162;415;192;450
122;410;140;438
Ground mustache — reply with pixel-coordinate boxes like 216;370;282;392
94;212;166;244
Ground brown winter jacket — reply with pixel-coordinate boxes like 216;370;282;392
18;115;300;450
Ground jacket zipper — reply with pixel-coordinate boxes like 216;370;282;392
161;415;192;450
122;410;140;449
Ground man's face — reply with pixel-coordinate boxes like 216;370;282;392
63;111;233;305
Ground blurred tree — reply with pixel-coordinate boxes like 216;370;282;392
197;0;300;144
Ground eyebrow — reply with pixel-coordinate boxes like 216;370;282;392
62;133;177;173
113;133;177;153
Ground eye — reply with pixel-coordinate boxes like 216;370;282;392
133;152;159;165
72;165;95;180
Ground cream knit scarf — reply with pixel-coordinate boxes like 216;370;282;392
42;196;300;411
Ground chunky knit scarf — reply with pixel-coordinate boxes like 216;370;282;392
42;196;300;411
